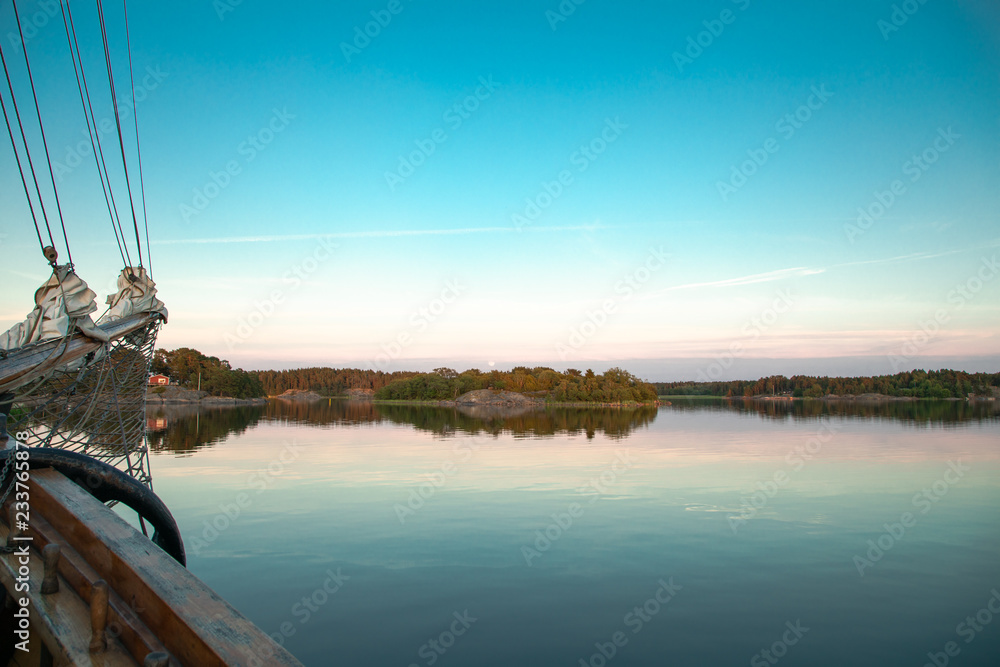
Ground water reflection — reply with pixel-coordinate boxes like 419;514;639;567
146;403;267;453
147;400;661;452
146;398;1000;454
271;400;659;439
147;398;1000;667
668;396;1000;424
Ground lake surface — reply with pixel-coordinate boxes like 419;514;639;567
143;399;1000;666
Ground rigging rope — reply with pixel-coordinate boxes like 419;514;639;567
122;0;151;277
95;0;143;268
60;0;130;269
0;85;45;253
10;0;73;265
0;39;56;255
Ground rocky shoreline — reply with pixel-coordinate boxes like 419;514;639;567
272;389;325;402
145;385;267;405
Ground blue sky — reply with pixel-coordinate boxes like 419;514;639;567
1;0;998;379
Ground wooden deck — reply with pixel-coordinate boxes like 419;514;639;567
1;468;303;667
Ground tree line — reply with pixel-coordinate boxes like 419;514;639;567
654;369;1000;399
153;349;997;403
255;367;420;396
152;348;266;399
374;367;659;404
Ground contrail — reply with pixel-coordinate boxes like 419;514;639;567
153;224;610;245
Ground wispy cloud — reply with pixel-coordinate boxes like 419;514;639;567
1;268;48;283
643;238;1000;297
828;238;1000;270
830;249;965;269
154;224;609;245
657;267;825;293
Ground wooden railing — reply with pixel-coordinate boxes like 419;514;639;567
1;469;303;666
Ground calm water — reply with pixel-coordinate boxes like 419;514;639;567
143;399;1000;666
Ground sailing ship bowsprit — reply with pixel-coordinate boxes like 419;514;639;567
0;2;301;664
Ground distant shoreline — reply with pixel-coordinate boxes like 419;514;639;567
661;394;993;402
145;386;995;409
369;399;661;408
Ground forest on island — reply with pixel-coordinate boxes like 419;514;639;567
151;348;266;399
152;349;998;403
373;367;659;404
654;369;1000;399
255;367;419;396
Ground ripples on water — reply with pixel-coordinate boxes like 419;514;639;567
145;399;1000;666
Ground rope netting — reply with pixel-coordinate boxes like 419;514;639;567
6;317;161;488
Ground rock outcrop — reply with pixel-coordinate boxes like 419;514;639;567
146;385;266;405
455;390;544;407
273;389;324;402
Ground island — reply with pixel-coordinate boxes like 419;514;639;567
148;347;999;406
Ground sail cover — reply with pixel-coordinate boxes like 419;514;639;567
0;265;109;351
99;267;168;324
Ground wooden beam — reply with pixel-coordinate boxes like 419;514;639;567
25;509;171;662
25;469;303;667
0;313;161;392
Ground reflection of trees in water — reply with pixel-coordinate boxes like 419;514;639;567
146;404;267;453
145;400;660;452
667;397;1000;425
146;400;657;453
378;404;659;440
146;398;1000;452
265;400;659;440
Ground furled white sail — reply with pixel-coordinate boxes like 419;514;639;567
99;266;168;324
0;265;109;351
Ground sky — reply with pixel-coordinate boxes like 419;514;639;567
0;0;998;381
